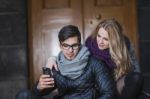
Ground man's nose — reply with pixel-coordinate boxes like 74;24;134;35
68;47;73;52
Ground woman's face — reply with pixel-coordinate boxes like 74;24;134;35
96;27;109;50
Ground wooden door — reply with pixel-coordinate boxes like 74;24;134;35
28;0;138;86
28;0;83;86
83;0;138;52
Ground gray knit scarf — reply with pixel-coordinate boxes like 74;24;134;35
57;46;90;79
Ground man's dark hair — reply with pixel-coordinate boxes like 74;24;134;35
58;25;81;43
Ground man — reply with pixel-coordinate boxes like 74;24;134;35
16;25;115;99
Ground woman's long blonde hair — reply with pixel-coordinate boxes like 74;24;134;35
91;18;132;80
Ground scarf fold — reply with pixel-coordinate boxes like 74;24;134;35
85;37;116;71
57;46;90;79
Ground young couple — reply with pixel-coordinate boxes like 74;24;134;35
16;18;146;99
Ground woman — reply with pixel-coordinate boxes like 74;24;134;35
85;18;143;99
47;19;144;99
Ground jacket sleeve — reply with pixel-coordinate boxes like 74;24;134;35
129;43;140;72
124;36;140;72
92;58;116;99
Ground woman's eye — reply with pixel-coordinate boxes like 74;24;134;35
97;34;101;38
104;38;107;41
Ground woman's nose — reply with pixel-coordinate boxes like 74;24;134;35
98;39;103;44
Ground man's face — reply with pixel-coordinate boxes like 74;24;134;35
60;36;80;60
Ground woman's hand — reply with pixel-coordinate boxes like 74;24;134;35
46;57;58;71
37;75;54;90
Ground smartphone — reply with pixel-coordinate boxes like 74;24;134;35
42;67;52;77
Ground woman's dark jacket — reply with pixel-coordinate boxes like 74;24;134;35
33;56;116;99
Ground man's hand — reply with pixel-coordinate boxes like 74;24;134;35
37;74;54;91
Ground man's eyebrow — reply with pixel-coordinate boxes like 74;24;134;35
62;43;79;45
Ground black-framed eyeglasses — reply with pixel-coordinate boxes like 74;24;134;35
61;43;81;50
